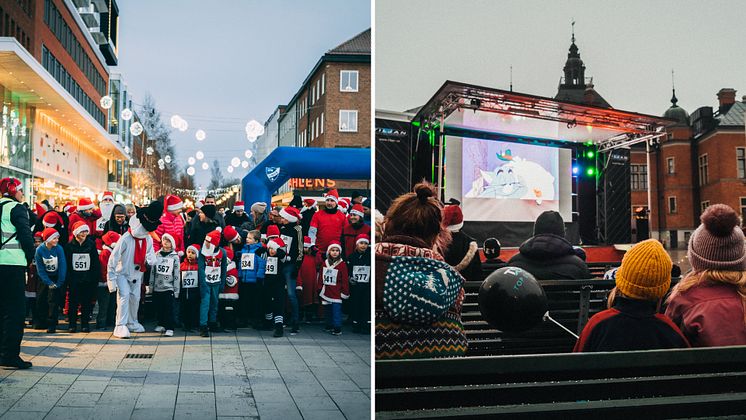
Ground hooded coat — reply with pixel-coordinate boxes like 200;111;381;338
508;234;591;280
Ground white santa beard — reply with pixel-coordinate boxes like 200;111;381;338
100;201;115;220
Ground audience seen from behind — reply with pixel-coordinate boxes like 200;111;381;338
480;237;507;281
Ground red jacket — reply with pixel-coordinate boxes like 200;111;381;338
316;256;349;304
154;211;185;255
68;209;102;242
665;280;746;347
341;221;371;258
310;210;346;253
26;262;38;298
297;252;318;306
99;245;113;285
219;258;239;300
180;259;200;299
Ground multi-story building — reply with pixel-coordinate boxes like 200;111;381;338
631;88;746;248
0;0;127;206
255;105;285;164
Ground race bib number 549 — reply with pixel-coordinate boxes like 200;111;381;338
266;257;278;275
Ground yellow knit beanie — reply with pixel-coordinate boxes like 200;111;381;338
616;239;672;300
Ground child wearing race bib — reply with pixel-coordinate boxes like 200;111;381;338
297;236;320;323
317;241;349;336
97;231;120;330
198;228;227;337
150;233;181;337
64;221;101;333
180;244;201;333
264;236;287;337
34;228;67;333
345;234;371;334
237;230;266;329
218;247;240;331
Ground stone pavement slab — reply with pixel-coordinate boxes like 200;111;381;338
2;322;370;419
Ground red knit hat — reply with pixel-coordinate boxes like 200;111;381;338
355;234;370;245
165;195;183;212
223;225;241;243
233;201;245;212
688;204;746;271
325;189;340;203
279;206;300;223
266;225;280;238
77;197;95;211
43;211;63;228
442;205;464;232
205;227;222;247
42;227;59;244
102;231;121;247
349;204;365;218
72;221;89;236
267;236;286;250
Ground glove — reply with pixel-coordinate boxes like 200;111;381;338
107;280;117;293
174;293;179;300
145;285;153;295
49;283;57;290
296;285;303;291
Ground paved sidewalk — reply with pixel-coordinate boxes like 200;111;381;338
0;324;370;419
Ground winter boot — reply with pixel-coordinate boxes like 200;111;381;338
200;326;210;337
273;323;284;337
290;323;299;335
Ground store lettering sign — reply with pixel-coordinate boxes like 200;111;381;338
288;178;337;189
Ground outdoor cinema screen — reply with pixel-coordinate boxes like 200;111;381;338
454;137;572;222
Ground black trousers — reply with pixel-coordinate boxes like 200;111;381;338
238;282;262;325
264;276;286;325
36;282;62;328
68;280;96;327
350;283;371;325
153;290;175;330
219;299;237;329
0;266;26;361
179;289;200;330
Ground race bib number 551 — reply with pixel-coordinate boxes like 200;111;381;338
72;253;91;272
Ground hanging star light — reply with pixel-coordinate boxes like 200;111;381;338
241;160;249;169
158;159;165;166
129;158;134;165
227;166;234;174
196;151;204;160
170;115;182;129
146;146;154;155
187;156;196;165
100;95;113;109
195;130;206;141
121;108;133;121
130;122;144;136
201;162;209;170
244;149;253;159
178;119;188;132
187;166;195;176
164;155;172;164
245;120;264;141
231;157;240;167
124;145;130;154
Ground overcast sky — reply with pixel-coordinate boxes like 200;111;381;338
116;0;370;187
376;0;746;117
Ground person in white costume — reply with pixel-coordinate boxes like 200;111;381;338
107;200;163;338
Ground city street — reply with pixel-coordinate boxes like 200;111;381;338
0;325;370;420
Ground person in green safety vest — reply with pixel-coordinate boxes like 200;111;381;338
0;178;36;369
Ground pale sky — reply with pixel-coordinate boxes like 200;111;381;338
376;0;746;117
116;0;370;187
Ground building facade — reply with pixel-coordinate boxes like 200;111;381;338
0;0;127;205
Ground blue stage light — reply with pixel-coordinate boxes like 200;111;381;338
572;165;579;175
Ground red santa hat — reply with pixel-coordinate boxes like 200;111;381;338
34;231;43;240
233;201;245;212
43;211;63;228
324;189;340;203
101;191;114;202
338;199;350;214
442;205;464;232
223;225;241;243
349;204;365;218
42;227;59;244
187;243;201;256
160;233;176;249
165;195;183;212
72;221;90;236
327;241;342;254
34;203;46;216
303;236;312;248
102;231;121;248
266;225;280;238
355;234;370;245
302;198;317;208
205;227;222;247
279;206;300;223
77;197;95;211
267;236;286;251
63;202;74;213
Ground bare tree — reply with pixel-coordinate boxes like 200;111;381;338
209;159;224;190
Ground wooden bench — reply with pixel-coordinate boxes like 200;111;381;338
376;345;746;418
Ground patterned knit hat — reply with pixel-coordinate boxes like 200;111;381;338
616;239;672;300
688;204;746;271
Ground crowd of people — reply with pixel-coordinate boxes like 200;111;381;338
0;179;372;370
375;182;746;359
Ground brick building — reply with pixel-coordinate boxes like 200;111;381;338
631;88;746;248
0;0;128;205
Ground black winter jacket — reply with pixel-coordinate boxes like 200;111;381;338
64;237;101;283
444;230;482;282
508;234;591;280
481;257;508;281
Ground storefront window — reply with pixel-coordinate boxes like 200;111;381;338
0;85;34;175
109;79;120;135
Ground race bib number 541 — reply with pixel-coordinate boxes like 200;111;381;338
323;267;339;286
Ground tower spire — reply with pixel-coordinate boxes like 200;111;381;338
571;19;575;44
671;69;678;106
510;65;513;92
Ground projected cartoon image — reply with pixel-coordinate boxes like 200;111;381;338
462;138;560;220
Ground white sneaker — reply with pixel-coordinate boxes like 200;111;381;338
113;325;130;339
154;326;165;333
127;322;145;333
164;330;174;337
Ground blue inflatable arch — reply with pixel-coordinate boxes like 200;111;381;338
241;146;371;206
